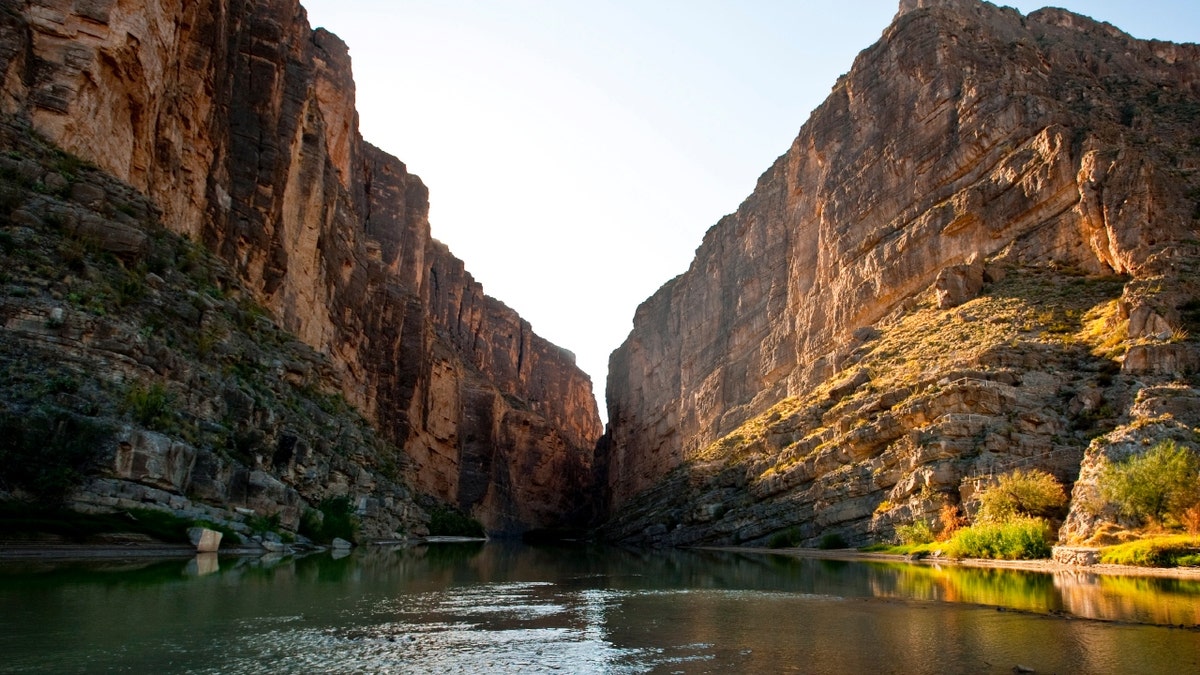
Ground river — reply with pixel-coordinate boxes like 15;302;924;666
1;544;1197;673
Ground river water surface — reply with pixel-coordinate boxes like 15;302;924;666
1;544;1198;673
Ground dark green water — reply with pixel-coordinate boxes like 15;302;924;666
1;545;1198;673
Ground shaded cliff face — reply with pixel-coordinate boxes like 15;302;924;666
0;118;423;540
603;0;1200;543
1;0;601;534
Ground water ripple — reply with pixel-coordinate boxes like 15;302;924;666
187;582;669;674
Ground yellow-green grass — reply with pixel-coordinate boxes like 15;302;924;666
1099;535;1200;567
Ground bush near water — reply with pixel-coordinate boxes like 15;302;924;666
1100;440;1200;528
427;506;485;538
299;497;359;544
884;469;1065;560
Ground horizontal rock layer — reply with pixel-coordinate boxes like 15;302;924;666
0;0;601;534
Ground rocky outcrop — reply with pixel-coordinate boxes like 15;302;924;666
1060;384;1200;544
0;1;601;534
602;0;1200;544
0;119;428;539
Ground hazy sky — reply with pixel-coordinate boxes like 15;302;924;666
299;0;1200;421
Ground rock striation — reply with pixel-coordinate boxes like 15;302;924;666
0;0;601;534
601;0;1200;545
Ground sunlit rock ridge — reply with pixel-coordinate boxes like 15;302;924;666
0;0;602;535
600;0;1200;546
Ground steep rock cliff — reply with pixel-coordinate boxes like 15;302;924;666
603;0;1200;545
0;0;601;534
0;118;424;540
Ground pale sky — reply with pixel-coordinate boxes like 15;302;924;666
299;1;1200;422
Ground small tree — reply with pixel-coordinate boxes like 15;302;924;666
1101;440;1200;527
937;503;967;541
976;468;1067;524
1182;504;1200;535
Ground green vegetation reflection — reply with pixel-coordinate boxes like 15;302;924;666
863;560;1200;624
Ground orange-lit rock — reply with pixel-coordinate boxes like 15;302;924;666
602;0;1200;543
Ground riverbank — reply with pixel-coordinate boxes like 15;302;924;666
5;539;1200;580
0;542;194;560
0;540;286;561
709;545;1200;580
0;535;488;561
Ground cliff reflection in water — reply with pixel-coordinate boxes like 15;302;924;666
863;559;1200;625
1;545;1197;674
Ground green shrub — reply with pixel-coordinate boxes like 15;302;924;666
299;496;358;543
0;504;211;543
944;517;1053;560
1099;535;1200;567
818;532;847;550
318;496;357;541
122;381;176;432
53;150;89;178
0;407;113;503
768;527;801;548
38;372;80;398
0;503;243;545
976;468;1067;523
895;520;936;545
245;511;282;535
299;507;322;540
1101;440;1200;526
427;506;485;538
858;543;894;553
116;268;146;307
108;509;237;544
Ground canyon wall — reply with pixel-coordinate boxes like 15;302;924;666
0;0;601;534
603;0;1200;544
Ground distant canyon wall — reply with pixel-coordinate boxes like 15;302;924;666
603;0;1200;515
0;0;601;533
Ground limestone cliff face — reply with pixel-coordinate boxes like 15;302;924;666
603;0;1200;543
0;0;601;534
0;117;424;540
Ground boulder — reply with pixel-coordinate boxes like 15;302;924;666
1052;547;1099;567
934;260;985;310
187;527;223;553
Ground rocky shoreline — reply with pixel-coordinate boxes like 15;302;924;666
706;546;1200;581
0;535;490;561
4;540;1200;582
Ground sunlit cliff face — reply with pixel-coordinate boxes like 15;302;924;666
601;0;1200;543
